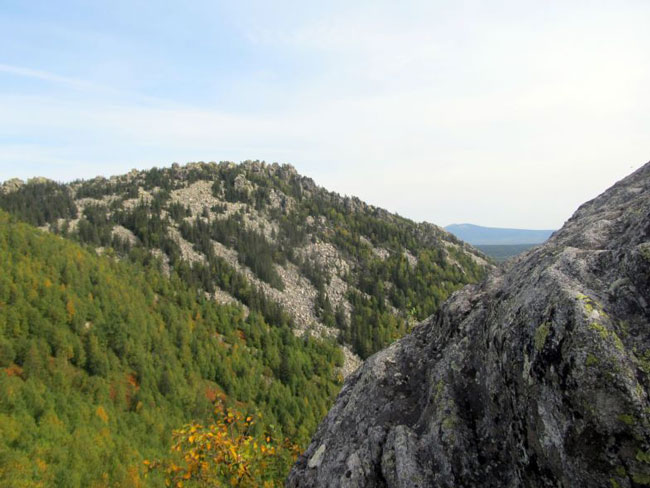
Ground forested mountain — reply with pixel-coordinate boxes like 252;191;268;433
0;161;490;486
0;210;342;486
1;161;491;364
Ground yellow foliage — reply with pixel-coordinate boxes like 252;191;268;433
145;401;301;487
35;458;48;472
96;405;109;423
126;466;142;488
66;299;76;320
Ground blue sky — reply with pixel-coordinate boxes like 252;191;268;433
1;1;649;228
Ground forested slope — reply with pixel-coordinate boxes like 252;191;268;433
0;161;491;364
0;211;342;487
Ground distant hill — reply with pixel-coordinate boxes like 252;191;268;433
475;243;539;262
445;223;555;245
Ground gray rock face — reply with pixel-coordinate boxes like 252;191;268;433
288;162;650;487
0;178;24;194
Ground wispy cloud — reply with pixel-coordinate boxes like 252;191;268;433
0;63;100;90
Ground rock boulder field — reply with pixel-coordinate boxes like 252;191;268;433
288;162;650;487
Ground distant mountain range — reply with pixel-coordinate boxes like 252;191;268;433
444;223;555;245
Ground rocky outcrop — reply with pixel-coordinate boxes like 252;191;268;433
0;178;25;194
288;162;650;487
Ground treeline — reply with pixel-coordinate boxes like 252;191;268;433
0;211;342;487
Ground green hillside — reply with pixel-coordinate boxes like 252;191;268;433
0;211;342;487
0;162;491;361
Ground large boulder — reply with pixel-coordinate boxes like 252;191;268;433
288;162;650;487
1;178;24;194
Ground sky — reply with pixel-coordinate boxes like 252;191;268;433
1;1;648;229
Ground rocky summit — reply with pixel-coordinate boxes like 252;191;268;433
288;162;650;487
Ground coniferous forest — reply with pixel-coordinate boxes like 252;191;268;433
0;210;341;486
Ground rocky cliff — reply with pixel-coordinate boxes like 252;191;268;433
288;162;650;487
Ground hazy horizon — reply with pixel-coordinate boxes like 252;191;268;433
1;1;648;228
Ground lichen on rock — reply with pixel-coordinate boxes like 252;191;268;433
288;162;650;487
